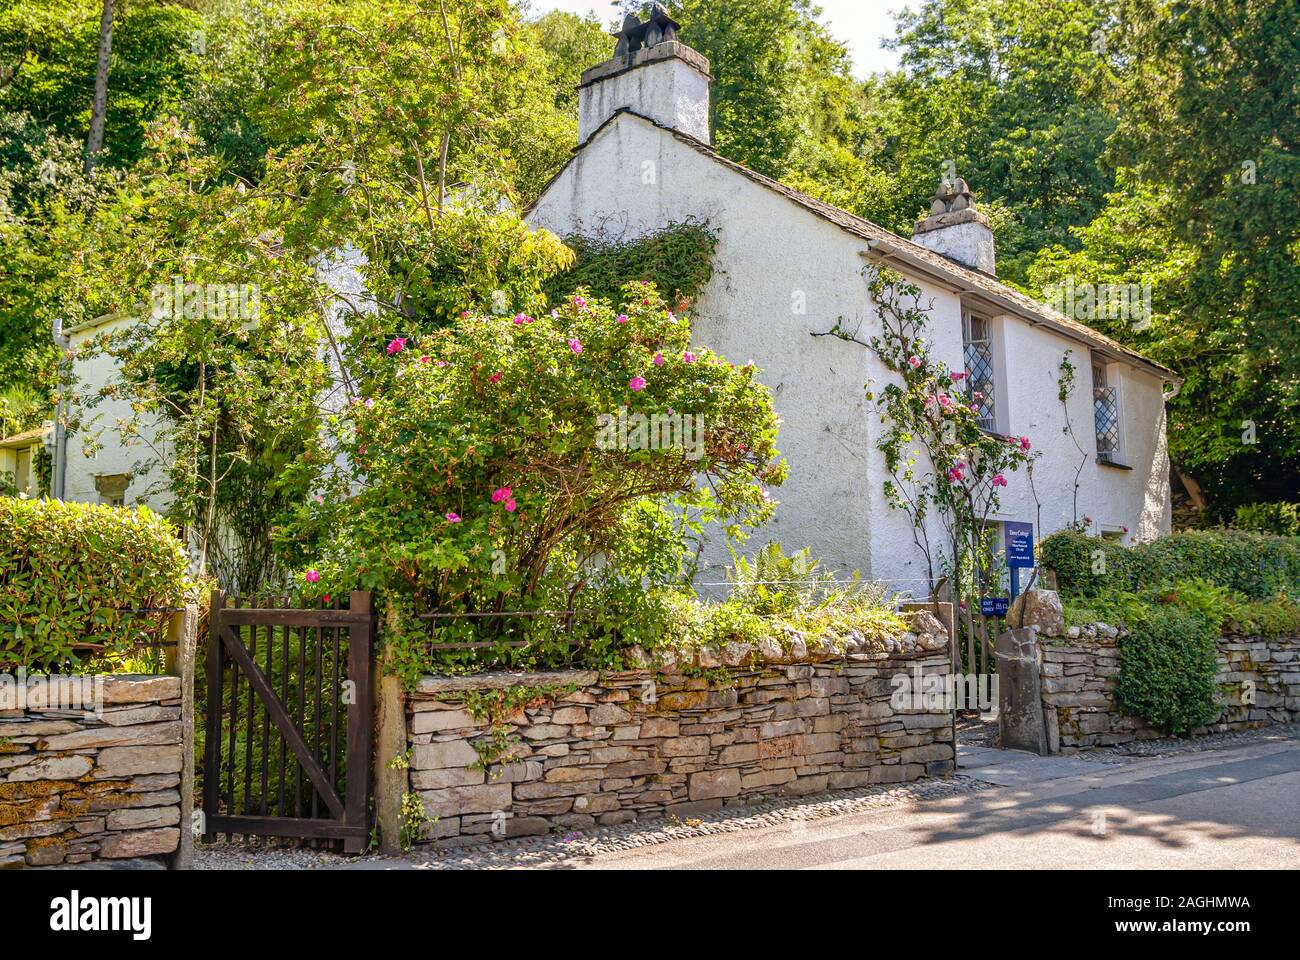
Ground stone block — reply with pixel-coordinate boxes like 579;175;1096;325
688;768;740;801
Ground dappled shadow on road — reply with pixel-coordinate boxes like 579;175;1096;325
907;749;1300;856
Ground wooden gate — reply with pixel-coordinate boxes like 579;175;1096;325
202;590;373;852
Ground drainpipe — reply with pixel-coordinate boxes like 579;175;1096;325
52;317;70;500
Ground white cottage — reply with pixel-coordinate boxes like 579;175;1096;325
527;35;1177;592
47;29;1177;596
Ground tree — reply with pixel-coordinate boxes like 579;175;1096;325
84;0;115;171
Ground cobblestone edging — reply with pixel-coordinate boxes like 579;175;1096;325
406;631;955;845
1041;630;1300;751
195;774;987;870
1;675;184;868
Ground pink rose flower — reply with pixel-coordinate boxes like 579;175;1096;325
513;313;527;325
683;351;696;364
946;466;965;483
445;512;461;523
951;371;966;381
573;296;587;310
489;371;503;384
305;569;320;584
653;353;665;366
568;339;583;355
992;473;1007;487
386;337;406;355
1019;436;1032;451
629;376;647;392
419;355;430;364
907;355;922;369
504;498;517;513
491;487;512;504
616;314;629;324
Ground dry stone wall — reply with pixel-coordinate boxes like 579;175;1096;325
406;645;954;844
1041;629;1300;751
0;675;184;868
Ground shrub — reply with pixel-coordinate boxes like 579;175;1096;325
302;281;787;679
0;497;193;671
1040;528;1300;599
1115;604;1221;735
1234;501;1300;537
541;221;718;311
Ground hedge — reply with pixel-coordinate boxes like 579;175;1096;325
1040;529;1300;600
0;497;193;671
1115;604;1221;735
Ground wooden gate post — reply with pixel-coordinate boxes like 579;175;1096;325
164;603;199;870
201;589;225;843
373;669;406;855
344;590;374;853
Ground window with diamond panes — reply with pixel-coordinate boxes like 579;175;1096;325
1093;362;1121;462
962;312;996;431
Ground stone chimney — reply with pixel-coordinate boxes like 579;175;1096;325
910;178;996;275
577;4;711;146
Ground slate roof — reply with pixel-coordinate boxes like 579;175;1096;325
531;109;1178;383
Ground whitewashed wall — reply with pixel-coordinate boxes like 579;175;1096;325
529;114;1172;594
64;316;173;512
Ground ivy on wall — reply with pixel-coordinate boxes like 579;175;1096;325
542;220;718;309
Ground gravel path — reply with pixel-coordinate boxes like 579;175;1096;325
194;775;989;870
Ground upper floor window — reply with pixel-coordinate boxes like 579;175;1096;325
962;311;997;432
1092;360;1123;463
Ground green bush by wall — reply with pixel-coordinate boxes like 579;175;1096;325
1040;529;1300;600
1114;604;1221;735
0;497;193;671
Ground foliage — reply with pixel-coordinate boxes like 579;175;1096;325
1041;529;1300;601
854;0;1118;280
399;791;432;850
725;540;838;616
541;221;718;312
303;281;786;677
0;0;202;172
1233;502;1300;537
1115;602;1221;735
667;0;863;182
0;497;193;670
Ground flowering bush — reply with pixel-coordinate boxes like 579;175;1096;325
300;282;786;679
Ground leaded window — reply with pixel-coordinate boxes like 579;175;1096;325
1093;362;1121;462
962;312;996;431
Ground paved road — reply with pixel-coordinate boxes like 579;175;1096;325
571;740;1300;869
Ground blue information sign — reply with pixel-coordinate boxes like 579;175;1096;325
1004;521;1035;569
980;597;1010;617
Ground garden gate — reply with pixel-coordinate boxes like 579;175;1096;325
202;590;374;852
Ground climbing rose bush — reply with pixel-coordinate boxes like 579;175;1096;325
302;282;786;677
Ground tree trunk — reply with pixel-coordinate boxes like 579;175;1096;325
85;0;116;174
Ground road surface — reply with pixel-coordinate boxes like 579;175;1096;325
571;739;1300;869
